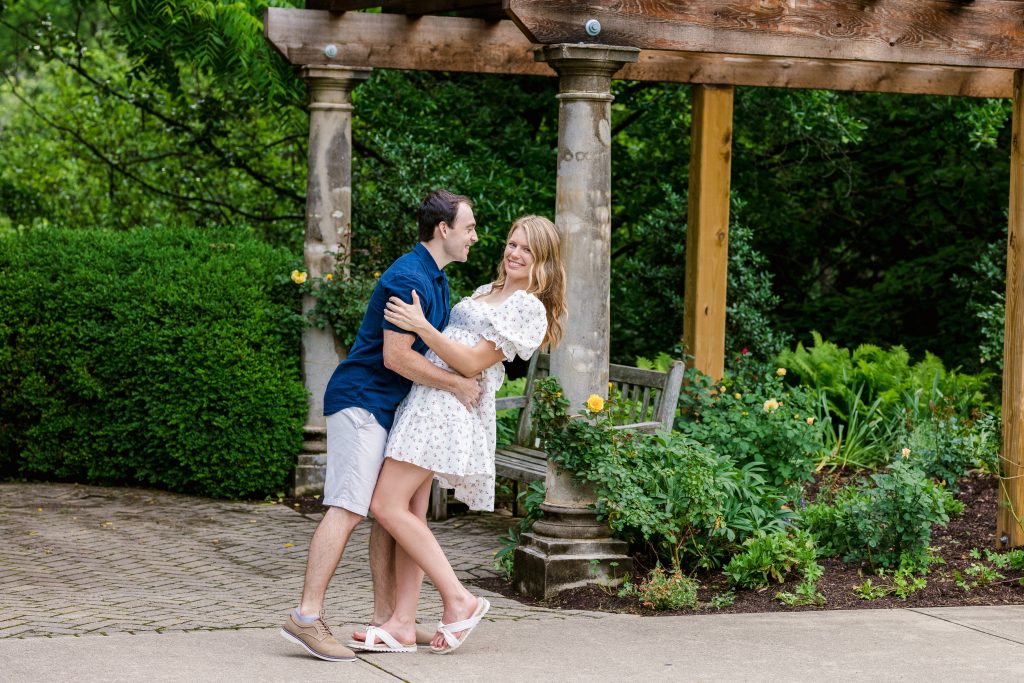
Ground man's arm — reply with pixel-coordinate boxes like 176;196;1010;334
382;330;482;409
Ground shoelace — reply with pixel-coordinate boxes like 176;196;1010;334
313;615;332;638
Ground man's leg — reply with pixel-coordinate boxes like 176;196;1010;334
298;506;363;615
281;407;386;661
368;520;397;625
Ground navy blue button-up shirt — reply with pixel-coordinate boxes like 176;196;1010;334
323;243;451;430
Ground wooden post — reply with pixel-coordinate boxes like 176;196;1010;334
683;84;734;381
293;65;371;496
998;70;1024;548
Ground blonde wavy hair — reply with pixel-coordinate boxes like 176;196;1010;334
491;215;567;348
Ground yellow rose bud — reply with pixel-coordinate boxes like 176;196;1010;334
290;270;307;285
806;417;815;425
734;393;742;400
776;368;787;377
374;271;381;278
586;394;605;413
719;386;727;394
325;273;333;281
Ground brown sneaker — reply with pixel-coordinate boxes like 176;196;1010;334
280;612;357;662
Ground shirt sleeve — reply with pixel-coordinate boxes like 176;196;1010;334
380;271;429;335
480;291;548;362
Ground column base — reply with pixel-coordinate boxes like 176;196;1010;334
293;427;327;497
513;530;632;599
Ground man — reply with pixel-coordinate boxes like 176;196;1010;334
280;189;481;661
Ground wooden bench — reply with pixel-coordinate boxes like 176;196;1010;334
429;352;685;520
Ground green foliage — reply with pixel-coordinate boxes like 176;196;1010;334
609;187;790;364
675;362;825;488
493;480;545;580
903;412;1001;489
953;548;1024;591
775;561;826;607
0;226;306;498
779;334;998;471
723;529;818;590
0;21;307;243
533;377;793;570
803;460;957;568
292;265;380;349
111;0;303;107
854;551;939;600
953;237;1006;374
778;332;994;422
618;565;700;610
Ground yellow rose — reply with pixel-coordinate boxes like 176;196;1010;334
734;393;742;400
374;271;381;278
776;368;787;377
290;270;307;285
324;273;333;281
762;398;780;412
806;417;815;425
586;394;605;413
901;447;911;458
719;386;727;394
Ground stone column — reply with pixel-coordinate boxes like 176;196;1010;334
514;44;638;599
294;65;372;496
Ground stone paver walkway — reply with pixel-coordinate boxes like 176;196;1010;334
0;483;592;639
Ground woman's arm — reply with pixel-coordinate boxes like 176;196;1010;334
384;290;505;377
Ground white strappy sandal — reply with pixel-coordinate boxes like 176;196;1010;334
347;625;417;653
430;597;490;654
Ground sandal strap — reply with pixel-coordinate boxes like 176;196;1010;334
365;626;401;649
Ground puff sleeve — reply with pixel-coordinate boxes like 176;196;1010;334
480;290;548;362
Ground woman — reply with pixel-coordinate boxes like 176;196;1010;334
356;215;566;654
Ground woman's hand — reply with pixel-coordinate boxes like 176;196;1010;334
384;290;430;335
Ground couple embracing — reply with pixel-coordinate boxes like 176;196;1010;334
280;189;566;658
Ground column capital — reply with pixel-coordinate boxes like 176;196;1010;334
300;65;372;110
534;43;639;78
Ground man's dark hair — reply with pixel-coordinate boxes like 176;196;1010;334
417;189;472;242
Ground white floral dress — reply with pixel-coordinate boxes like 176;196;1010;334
384;284;548;511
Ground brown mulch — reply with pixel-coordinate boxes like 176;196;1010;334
469;474;1024;615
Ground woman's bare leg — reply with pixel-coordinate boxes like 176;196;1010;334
369;459;479;648
370;475;431;645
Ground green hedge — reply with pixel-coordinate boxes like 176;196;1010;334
0;227;307;499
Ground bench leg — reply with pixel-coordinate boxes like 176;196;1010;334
511;480;520;518
429;479;447;521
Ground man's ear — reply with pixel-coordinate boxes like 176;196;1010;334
437;221;449;239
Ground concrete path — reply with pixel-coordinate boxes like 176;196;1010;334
2;482;1023;681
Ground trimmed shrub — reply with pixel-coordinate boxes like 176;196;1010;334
0;226;306;499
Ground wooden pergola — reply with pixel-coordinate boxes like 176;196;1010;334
266;0;1024;596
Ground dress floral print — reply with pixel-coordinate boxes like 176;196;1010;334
384;284;548;511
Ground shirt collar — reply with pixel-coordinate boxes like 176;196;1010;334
413;243;446;282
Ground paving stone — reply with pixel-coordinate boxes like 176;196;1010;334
0;482;599;639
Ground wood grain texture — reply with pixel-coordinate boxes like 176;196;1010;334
506;0;1024;70
264;9;1014;97
683;85;733;383
999;70;1024;548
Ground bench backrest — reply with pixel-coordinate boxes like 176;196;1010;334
495;353;685;448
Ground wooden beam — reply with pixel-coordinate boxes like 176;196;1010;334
264;9;1014;98
506;0;1024;70
683;85;733;383
306;0;500;15
999;70;1024;549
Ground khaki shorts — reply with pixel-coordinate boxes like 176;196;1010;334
323;407;388;516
